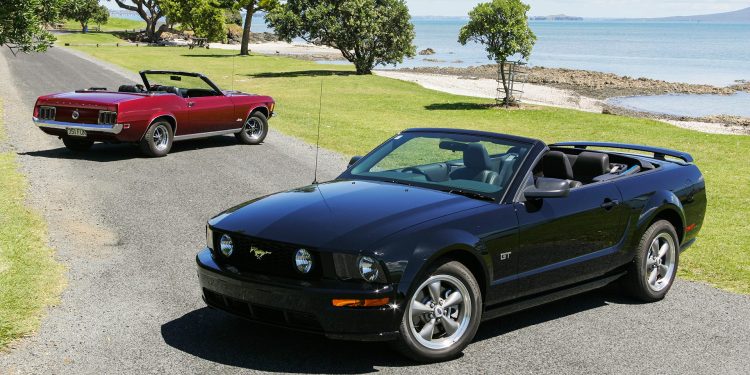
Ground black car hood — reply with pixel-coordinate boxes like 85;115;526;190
210;180;489;251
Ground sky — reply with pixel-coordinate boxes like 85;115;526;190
406;0;750;18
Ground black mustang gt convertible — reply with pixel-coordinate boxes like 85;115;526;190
197;128;706;361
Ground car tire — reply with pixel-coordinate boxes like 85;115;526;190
235;112;268;145
624;220;680;302
140;121;173;157
392;260;482;362
62;137;94;152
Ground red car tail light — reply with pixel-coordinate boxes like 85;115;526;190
38;106;56;120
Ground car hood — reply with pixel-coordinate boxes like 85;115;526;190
210;180;489;251
38;91;146;106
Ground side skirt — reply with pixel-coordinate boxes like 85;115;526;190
481;272;625;322
173;128;243;141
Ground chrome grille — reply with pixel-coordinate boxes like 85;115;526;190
98;111;118;125
39;106;56;120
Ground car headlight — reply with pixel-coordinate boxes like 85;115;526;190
219;234;233;257
206;225;214;250
358;256;380;282
295;248;313;273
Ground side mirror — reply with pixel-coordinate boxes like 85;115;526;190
348;156;363;167
524;179;570;199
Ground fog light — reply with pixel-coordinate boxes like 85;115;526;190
358;256;379;282
219;234;233;257
295;248;313;273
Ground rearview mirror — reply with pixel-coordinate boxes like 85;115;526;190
524;179;570;199
348;156;363;167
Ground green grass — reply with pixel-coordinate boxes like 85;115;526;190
0;101;66;349
63;44;749;294
55;32;127;45
61;17;145;32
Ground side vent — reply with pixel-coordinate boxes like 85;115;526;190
98;111;118;125
39;106;56;120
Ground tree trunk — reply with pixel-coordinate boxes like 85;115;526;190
240;4;255;56
146;19;156;42
499;60;511;106
81;22;87;33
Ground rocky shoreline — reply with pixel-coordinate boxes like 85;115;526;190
396;64;750;99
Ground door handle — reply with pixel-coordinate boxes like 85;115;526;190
601;198;620;210
187;102;195;107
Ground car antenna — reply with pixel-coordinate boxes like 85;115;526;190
312;79;323;185
231;53;236;91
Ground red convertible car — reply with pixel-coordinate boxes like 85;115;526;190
33;70;275;157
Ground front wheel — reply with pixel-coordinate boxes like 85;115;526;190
140;121;173;157
624;220;680;302
392;261;482;362
235;112;268;145
62;137;94;152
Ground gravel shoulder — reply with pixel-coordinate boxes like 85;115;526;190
0;47;749;374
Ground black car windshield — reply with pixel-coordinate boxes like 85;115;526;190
346;132;531;200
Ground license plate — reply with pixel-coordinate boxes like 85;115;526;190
66;128;87;137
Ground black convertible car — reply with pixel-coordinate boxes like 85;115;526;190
197;128;706;361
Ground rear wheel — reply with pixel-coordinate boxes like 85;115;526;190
140;121;173;157
392;261;482;362
62;137;94;152
235;112;268;145
624;220;679;302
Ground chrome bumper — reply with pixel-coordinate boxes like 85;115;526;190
33;117;123;134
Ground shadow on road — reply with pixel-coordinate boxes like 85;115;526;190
424;103;497;111
161;286;639;373
20;136;242;162
249;70;357;78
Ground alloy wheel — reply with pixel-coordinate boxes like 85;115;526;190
645;233;676;292
153;124;170;151
245;117;264;140
408;274;472;350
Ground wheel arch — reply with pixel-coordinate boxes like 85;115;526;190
148;114;178;135
397;230;491;305
245;105;269;120
636;190;686;244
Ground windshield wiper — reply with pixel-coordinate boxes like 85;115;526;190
443;189;496;202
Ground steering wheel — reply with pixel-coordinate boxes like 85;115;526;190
402;167;430;180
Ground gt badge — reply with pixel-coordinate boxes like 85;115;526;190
250;246;272;260
500;252;512;261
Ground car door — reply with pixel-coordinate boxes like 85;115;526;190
513;180;627;297
185;95;237;134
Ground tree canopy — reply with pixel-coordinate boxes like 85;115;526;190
267;0;416;74
61;0;110;33
459;0;536;104
0;0;62;54
161;0;226;42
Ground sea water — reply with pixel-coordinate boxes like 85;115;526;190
607;92;750;118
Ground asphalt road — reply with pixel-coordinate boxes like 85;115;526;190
1;46;749;374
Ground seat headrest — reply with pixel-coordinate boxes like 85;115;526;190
118;85;138;93
574;152;610;182
542;151;574;180
463;143;492;171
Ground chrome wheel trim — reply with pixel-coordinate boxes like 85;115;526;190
153;124;170;151
408;274;471;350
645;232;676;292
244;117;264;140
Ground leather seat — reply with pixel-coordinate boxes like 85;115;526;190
541;151;582;188
573;152;610;183
449;143;500;185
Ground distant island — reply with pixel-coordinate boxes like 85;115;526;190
644;6;750;23
530;14;583;21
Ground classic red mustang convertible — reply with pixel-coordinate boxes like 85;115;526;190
33;70;275;157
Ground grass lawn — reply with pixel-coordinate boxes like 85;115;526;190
55;32;128;45
0;100;66;349
61;35;749;294
61;17;145;32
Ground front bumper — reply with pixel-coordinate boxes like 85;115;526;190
196;248;401;341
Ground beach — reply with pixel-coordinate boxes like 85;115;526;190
208;40;749;135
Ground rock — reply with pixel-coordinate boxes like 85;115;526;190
418;48;436;55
